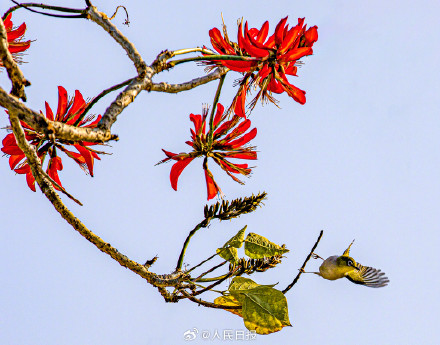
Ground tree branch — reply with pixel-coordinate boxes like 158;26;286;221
5;108;189;293
0;87;118;142
149;68;227;93
3;2;86;20
179;289;241;310
86;5;146;76
282;230;324;294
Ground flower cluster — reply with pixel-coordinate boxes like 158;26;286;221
208;16;318;111
1;86;105;191
157;103;257;200
1;13;31;67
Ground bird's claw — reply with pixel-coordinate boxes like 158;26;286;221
312;253;324;260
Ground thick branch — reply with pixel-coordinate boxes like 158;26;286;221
96;77;152;131
86;5;146;76
0;88;117;142
0;17;30;101
6;109;186;291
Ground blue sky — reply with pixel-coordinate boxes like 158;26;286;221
1;0;439;344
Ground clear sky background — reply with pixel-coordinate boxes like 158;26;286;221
1;0;439;344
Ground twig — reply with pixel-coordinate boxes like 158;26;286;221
179;289;241;310
172;47;214;56
186;252;219;274
149;68;227;93
3;1;86;20
108;5;129;26
192;260;228;282
282;230;324;294
185;266;238;299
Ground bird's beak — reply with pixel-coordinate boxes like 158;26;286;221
354;265;360;271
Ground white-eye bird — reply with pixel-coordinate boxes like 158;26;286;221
310;240;389;288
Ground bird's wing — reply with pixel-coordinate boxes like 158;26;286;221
345;263;389;288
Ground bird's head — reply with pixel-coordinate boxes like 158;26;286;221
336;255;360;272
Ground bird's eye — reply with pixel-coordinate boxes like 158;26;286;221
348;260;353;266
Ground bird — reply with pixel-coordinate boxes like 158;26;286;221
306;240;389;288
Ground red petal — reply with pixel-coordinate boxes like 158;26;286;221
9;154;25;169
47;156;63;189
162;149;178;159
209;28;236;55
267;78;285;94
258;64;271;80
242;22;270;58
170;157;194;191
1;143;24;155
2;133;17;147
221;60;258;72
278;23;303;54
278;74;306;104
56;86;68;121
234;87;247;118
7;41;30;54
190;114;203;134
4;14;12;29
204;169;219;200
281;47;313;62
284;63;298;76
304;26;318;46
213;103;225;128
274;17;288;46
224;128;257;148
26;171;36;192
45;101;54;121
214;116;238;138
7;22;27;41
83;114;102;128
223;151;257;160
221;119;251;143
256;21;269;43
74;144;95;176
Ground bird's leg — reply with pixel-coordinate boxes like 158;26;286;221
299;268;315;274
311;253;324;260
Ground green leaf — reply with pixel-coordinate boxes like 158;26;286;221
244;232;289;259
226;225;247;248
216;226;247;263
227;277;291;335
213;295;243;318
216;246;238;263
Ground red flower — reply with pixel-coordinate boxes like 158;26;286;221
1;86;106;191
157;103;257;200
208;16;318;110
1;13;31;67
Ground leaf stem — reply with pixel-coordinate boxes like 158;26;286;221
207;74;226;146
176;220;210;271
